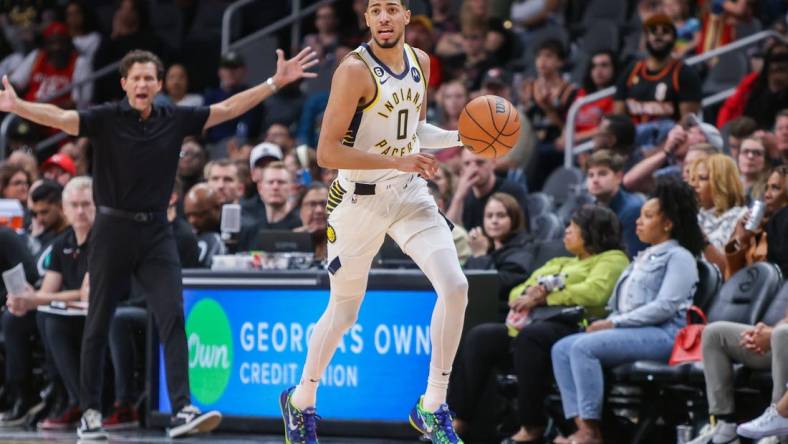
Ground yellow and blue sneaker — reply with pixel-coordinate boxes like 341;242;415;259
409;396;464;444
279;387;320;444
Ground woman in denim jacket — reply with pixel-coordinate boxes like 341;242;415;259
551;177;705;444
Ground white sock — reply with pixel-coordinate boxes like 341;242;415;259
423;365;451;412
712;420;738;444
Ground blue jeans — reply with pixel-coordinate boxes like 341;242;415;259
551;327;674;420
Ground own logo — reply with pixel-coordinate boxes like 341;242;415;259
186;298;233;405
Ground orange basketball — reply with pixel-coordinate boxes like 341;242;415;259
458;95;520;159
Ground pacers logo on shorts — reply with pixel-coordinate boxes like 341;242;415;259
326;224;337;243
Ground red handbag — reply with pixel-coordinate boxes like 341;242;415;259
669;305;708;366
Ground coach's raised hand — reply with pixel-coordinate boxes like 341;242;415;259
397;153;438;180
271;47;319;88
0;75;18;112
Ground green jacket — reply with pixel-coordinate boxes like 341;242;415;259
507;249;630;336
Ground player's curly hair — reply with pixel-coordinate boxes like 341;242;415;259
652;176;705;257
571;205;624;255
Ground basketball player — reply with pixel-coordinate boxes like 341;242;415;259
0;47;317;439
280;1;468;443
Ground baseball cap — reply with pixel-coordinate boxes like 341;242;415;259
249;142;283;169
43;22;69;39
481;67;511;89
41;153;76;176
643;13;677;34
410;15;433;33
688;115;723;151
219;51;246;68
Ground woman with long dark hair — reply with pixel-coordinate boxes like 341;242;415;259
571;50;618;144
718;42;788;128
551;177;703;444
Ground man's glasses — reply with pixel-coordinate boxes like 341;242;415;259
741;148;765;158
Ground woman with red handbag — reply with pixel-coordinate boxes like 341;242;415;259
550;177;704;444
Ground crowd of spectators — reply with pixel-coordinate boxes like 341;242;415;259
0;0;788;442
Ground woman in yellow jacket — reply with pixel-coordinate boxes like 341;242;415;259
447;205;629;444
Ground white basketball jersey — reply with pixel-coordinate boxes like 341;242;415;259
339;43;426;183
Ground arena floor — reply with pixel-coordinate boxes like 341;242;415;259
0;429;421;443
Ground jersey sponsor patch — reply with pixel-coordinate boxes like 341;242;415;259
411;67;420;83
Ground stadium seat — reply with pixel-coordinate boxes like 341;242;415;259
531;239;571;270
532;213;563;242
555;192;594;226
760;281;788;326
578;20;620;54
694;260;723;313
525;192;554;223
702;51;750;96
581;0;629;24
707;262;783;325
542;167;584;206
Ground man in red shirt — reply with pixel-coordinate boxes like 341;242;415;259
10;22;92;108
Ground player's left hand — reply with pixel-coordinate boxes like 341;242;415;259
271;47;319;88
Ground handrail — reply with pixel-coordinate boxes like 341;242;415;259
221;0;256;55
223;0;337;54
0;60;121;159
563;30;788;167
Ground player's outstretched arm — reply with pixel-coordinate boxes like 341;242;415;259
0;75;79;136
411;47;460;150
316;57;438;177
204;47;319;130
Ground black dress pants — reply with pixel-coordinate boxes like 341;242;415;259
448;320;578;428
40;313;84;406
109;306;147;404
2;310;38;398
80;214;189;413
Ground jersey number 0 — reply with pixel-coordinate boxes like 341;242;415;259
397;109;408;140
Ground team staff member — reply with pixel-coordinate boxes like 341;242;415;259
6;176;95;430
0;47;317;439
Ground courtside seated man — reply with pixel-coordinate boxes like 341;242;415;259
0;47;317;440
280;1;469;443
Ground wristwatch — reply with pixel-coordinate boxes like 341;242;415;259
266;77;278;93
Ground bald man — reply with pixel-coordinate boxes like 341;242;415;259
183;183;226;268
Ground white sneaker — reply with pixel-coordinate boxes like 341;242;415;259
738;405;788;440
687;421;740;444
166;404;222;438
77;409;108;440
